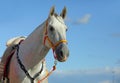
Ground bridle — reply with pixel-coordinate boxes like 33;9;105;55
16;43;44;83
43;20;67;59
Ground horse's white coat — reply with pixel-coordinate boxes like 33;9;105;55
7;6;68;83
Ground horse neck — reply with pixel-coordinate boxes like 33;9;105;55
18;21;50;69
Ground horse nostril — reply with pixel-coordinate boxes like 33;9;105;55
60;51;64;58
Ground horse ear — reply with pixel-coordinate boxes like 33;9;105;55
49;6;55;16
60;7;67;19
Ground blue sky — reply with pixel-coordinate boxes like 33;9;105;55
0;0;120;83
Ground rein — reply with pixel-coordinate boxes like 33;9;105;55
16;41;57;83
16;44;44;83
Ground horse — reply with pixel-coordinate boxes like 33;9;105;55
1;6;69;83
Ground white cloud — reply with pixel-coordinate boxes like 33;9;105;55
65;14;92;25
116;59;120;65
74;14;91;24
49;67;120;83
113;66;120;74
111;33;120;38
53;66;120;76
99;80;111;83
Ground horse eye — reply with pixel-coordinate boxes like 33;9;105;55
49;26;54;31
66;28;68;32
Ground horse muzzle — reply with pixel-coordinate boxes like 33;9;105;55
54;43;69;62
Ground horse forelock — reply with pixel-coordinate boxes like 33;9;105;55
54;13;58;17
52;14;65;25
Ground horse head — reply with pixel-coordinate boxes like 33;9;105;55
43;6;69;62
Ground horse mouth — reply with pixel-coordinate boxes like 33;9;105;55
57;55;68;62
